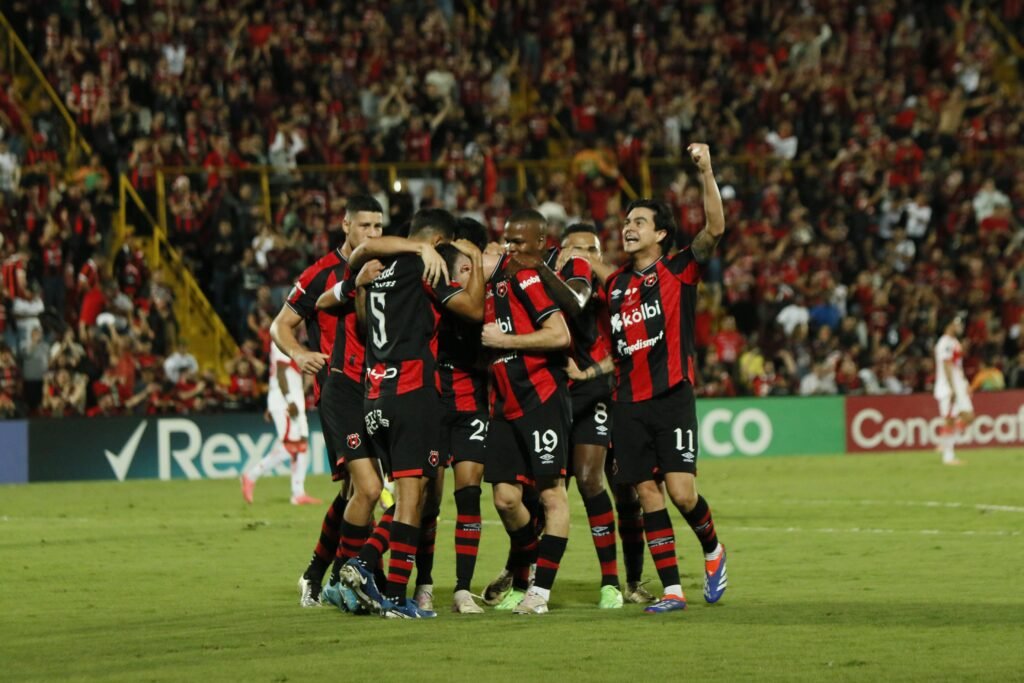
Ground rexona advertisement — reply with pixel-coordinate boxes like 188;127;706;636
28;414;330;482
845;390;1024;453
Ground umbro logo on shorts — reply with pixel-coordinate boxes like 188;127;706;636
681;451;695;462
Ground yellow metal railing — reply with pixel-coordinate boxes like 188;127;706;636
0;10;91;169
117;175;239;379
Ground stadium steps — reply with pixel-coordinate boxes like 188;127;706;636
115;176;240;380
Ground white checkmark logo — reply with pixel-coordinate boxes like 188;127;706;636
104;421;147;481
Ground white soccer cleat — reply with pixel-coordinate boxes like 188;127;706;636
414;583;434;612
512;588;549;615
451;589;484;614
297;575;322;608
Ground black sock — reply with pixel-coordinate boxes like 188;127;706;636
584;491;619;587
385;521;420;602
330;520;371;584
682;495;719;555
507;521;539;591
454;486;482;592
416;505;439;587
522;485;545;536
356;504;394;570
643;509;680;591
616;499;645;584
304;493;347;582
533;534;568;591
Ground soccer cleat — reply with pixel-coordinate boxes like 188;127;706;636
320;581;345;611
703;544;728;604
599;585;624;609
382;598;437;619
624;580;657;604
494;589;525;611
943;458;966;466
339;559;385;612
482;568;513;605
379;482;395;511
240;475;255;504
512;589;549;615
451;589;484;614
297;575;321;607
644;594;687;613
414;584;434;612
290;494;322;506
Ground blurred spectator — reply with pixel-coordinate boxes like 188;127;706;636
970;355;1006;392
163;340;198;383
972;179;1011;222
21;327;49;412
800;362;839;396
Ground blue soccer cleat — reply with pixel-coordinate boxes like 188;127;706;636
340;559;385;612
703;544;728;604
321;581;364;614
643;594;687;613
382;598;437;619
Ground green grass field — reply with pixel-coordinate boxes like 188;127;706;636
2;449;1022;682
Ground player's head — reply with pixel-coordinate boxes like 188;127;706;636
456;217;488;252
503;208;547;257
342;194;384;250
409;208;458;244
623;199;676;256
436;242;472;286
561;222;601;260
942;312;964;337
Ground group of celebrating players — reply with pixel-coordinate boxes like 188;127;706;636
261;143;728;618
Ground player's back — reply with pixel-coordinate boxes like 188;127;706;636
934;333;966;398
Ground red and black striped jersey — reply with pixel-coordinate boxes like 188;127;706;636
485;253;567;419
1;255;27;299
437;312;487;413
605;248;702;402
557;255;612;373
285;249;352;401
363;254;463;399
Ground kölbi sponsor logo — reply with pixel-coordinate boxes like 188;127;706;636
610;299;661;333
850;405;1024;450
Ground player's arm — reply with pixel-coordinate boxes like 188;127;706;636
687;143;725;264
442;240;485;322
276;363;299;417
482;311;571;351
943;360;960;397
269;306;328;375
587;257;617;286
348;236;449;287
567;355;615;382
316;260;384;310
508;255;590;317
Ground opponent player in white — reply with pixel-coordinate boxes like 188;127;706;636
241;341;322;504
934;315;973;465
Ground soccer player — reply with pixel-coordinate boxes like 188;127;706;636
240;340;321;505
436;218;492;614
481;210;573;615
269;194;383;607
325;208;484;618
934;314;973;465
603;143;728;613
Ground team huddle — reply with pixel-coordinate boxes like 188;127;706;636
260;144;728;618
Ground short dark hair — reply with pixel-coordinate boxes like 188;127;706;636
345;194;384;216
410;208;457;240
436;242;464;276
456;217;488;252
625;199;677;253
506;208;547;226
562;222;599;240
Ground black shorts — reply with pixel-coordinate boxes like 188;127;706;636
320;371;372;481
485;388;570;486
443;410;488;466
611;382;699;485
570;378;612;448
363;387;442;480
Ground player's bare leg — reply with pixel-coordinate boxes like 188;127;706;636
491;482;536;609
452;461;485;613
573;444;622;607
942;412;973;465
664;472;727;603
288;440;320;505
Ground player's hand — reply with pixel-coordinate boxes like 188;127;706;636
554;248;573;272
356;259;384;287
566;357;587;381
287;402;299;418
451;239;482;260
481;322;509;349
263;409;271;423
294;349;330;375
419;244;450;287
687;143;712;173
506;253;542;276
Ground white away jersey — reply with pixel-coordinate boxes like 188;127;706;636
269;341;304;405
933;334;967;399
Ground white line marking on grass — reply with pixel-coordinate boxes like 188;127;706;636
729;525;1020;537
721;498;1024;514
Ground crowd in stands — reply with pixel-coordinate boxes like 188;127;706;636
2;0;1024;418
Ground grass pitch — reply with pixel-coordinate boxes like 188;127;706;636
2;449;1022;682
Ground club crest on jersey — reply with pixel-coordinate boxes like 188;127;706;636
643;272;658;287
346;433;361;449
496;280;509;298
428;450;440;467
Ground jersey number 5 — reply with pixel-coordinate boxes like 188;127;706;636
370;291;387;348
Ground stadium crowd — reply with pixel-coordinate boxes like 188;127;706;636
2;0;1024;418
